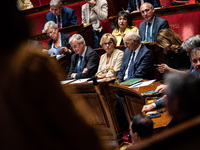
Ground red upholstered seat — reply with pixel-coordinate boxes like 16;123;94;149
26;10;49;35
160;0;172;7
39;0;51;6
161;11;200;41
101;20;112;33
30;0;40;7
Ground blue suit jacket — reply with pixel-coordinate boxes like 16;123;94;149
117;44;154;82
127;0;161;12
45;7;78;29
139;16;169;42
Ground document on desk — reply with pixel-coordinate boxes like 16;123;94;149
88;78;106;83
128;79;156;88
61;79;75;85
70;78;90;84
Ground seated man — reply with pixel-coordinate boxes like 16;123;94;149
68;34;100;79
117;31;154;83
42;0;78;33
120;114;153;149
126;0;161;13
139;3;169;42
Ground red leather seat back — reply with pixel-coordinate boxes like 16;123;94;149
30;0;40;7
67;3;82;24
159;0;172;7
161;11;200;41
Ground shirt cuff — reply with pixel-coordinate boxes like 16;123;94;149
152;103;156;108
72;73;77;79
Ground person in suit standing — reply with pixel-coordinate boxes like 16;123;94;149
117;31;154;83
82;0;108;48
139;3;169;42
42;0;78;33
126;0;161;13
68;34;100;79
42;21;72;74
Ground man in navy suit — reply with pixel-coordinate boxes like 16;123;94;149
42;0;78;33
117;31;154;83
139;3;169;42
68;34;100;79
126;0;160;13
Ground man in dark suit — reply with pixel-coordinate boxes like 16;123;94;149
117;31;154;83
68;34;100;79
42;0;78;33
126;0;160;13
139;3;169;42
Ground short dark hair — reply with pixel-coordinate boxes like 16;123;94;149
131;114;153;138
114;11;134;30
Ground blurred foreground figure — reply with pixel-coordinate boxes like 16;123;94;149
0;1;104;150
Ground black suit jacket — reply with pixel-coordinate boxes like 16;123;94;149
139;16;169;42
48;33;72;74
117;44;154;82
127;0;161;12
68;46;100;79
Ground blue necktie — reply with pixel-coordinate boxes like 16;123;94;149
127;51;135;80
77;56;83;73
147;22;151;42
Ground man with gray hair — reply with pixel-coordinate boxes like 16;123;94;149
42;0;78;33
117;31;154;82
139;2;169;42
68;34;99;79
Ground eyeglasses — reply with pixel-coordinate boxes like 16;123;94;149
103;42;113;46
140;9;150;14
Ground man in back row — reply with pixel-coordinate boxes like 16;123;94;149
42;0;78;33
139;3;169;42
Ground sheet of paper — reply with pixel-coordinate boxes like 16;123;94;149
61;79;75;85
70;78;90;84
129;79;156;88
88;78;107;83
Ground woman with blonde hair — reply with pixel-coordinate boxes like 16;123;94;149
156;29;190;73
97;33;124;78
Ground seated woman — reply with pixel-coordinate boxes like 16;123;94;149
97;33;124;78
42;21;73;74
156;29;191;73
112;11;138;46
17;0;33;10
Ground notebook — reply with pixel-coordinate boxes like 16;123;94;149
120;78;143;86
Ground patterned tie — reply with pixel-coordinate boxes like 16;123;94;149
147;22;151;42
57;15;61;28
127;51;135;80
77;56;83;73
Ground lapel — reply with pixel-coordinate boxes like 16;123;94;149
80;47;88;71
124;49;133;71
133;44;144;68
86;4;90;24
75;54;79;72
152;16;157;41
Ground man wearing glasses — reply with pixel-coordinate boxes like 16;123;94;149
42;0;78;33
139;3;169;42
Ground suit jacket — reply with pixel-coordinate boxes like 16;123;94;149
117;44;154;82
82;0;108;32
48;33;72;74
45;7;78;29
97;49;123;77
127;0;161;12
68;46;100;79
155;98;164;109
139;16;169;42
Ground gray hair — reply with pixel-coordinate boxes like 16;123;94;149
140;2;154;11
190;47;200;60
182;35;200;50
50;0;62;7
127;31;141;42
69;34;86;45
44;21;58;32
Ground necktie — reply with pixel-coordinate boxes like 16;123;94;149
127;52;135;80
147;22;151;42
77;56;83;73
57;15;61;28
